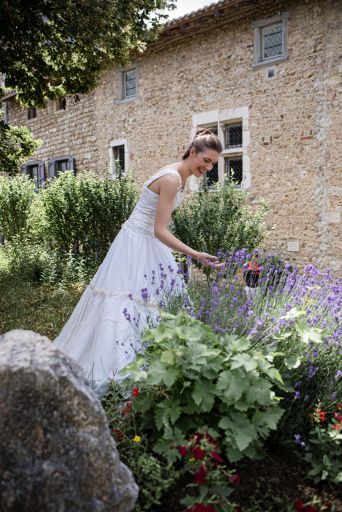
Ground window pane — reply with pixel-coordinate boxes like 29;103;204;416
27;107;37;120
56;159;69;172
27;165;40;190
204;162;219;187
262;24;283;59
225;158;243;185
224;124;242;148
113;145;125;174
124;69;136;97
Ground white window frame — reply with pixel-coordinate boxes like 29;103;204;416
120;66;138;102
109;139;129;177
252;12;289;68
190;107;250;191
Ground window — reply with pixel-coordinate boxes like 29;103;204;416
201;121;244;188
55;97;67;111
122;68;137;99
253;13;288;67
21;160;45;191
192;107;250;190
109;140;128;177
27;107;37;120
48;156;75;178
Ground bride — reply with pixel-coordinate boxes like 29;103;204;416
53;130;223;395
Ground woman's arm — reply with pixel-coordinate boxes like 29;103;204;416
153;175;221;267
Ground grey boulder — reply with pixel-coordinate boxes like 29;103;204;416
0;329;138;512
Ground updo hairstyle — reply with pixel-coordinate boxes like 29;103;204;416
182;129;223;160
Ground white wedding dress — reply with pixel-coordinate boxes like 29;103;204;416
53;168;185;396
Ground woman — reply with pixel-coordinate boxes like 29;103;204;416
53;130;223;395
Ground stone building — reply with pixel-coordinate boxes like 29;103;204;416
2;0;341;272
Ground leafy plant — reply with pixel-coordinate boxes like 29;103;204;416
121;312;285;464
172;179;268;271
0;175;35;241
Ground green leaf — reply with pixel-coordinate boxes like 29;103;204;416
295;320;323;344
160;350;175;366
231;352;258;372
192;380;215;412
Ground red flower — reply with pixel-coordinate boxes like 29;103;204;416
187;504;215;512
332;424;341;431
235;508;243;512
319;411;327;422
132;387;140;397
334;412;342;422
210;451;224;464
193;432;204;444
194;465;208;485
177;445;188;457
192;446;206;460
228;473;241;486
294;500;318;512
123;400;133;416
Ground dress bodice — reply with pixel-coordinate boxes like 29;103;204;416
121;168;184;236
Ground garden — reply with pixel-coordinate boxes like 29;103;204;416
0;171;341;512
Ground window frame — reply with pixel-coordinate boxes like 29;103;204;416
27;107;37;120
21;160;45;191
55;97;67;113
252;12;289;68
120;66;138;102
191;107;250;191
109;139;129;177
48;156;75;178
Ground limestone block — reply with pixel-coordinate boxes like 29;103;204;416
0;330;138;512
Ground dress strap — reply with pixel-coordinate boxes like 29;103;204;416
144;168;183;191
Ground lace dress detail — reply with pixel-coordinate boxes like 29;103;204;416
53;168;185;396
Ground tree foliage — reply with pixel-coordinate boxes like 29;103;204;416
0;112;41;175
0;0;175;106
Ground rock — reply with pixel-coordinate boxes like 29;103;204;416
0;329;138;512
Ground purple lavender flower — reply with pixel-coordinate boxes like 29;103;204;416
294;433;305;448
141;288;149;301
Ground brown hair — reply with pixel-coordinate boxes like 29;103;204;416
182;129;223;160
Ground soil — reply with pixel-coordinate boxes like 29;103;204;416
159;448;342;512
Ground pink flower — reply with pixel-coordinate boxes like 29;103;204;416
132;387;140;397
177;445;187;457
194;465;208;485
228;473;241;486
192;446;206;460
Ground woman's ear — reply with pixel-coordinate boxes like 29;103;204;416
189;147;197;158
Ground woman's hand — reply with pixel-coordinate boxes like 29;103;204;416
194;251;225;269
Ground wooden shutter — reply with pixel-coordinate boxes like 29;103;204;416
48;160;56;179
38;162;45;188
67;156;76;175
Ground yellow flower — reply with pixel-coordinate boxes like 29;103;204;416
133;435;142;443
189;456;195;463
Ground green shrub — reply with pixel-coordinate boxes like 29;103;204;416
36;170;138;263
0;175;35;242
121;312;285;464
172;179;268;262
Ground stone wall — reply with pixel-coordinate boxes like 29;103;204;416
4;0;341;272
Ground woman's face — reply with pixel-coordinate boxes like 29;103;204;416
189;147;219;178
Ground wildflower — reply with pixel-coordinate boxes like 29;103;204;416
331;424;341;431
123;400;133;416
319;411;327;422
194;465;208;485
189;456;196;463
132;435;141;443
210;451;224;464
177;445;187;457
192;446;206;460
335;370;342;379
228;473;241;486
111;428;124;441
186;504;215;512
132;387;140;397
294;433;305;448
294;391;301;399
141;288;149;301
334;412;342;422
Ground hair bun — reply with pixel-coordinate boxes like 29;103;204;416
195;129;214;138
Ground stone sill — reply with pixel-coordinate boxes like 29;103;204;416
252;56;289;70
115;96;138;105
